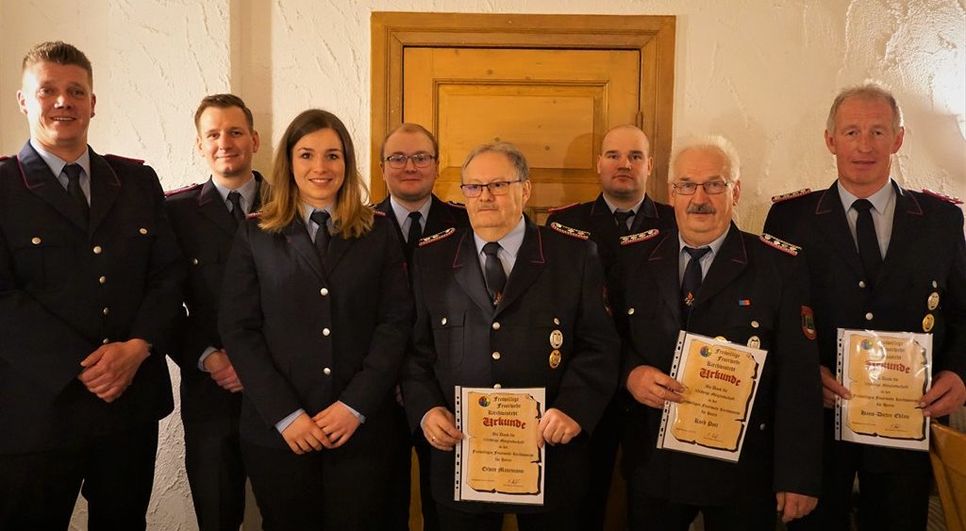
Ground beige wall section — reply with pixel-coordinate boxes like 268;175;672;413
0;0;963;529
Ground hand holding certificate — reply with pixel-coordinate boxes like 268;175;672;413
657;332;767;462
835;329;932;451
454;387;546;505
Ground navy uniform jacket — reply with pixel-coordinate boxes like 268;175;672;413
164;174;262;422
0;142;184;453
218;211;412;450
764;181;966;472
402;217;621;512
375;194;469;261
618;223;822;505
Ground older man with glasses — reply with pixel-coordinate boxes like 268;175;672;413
402;142;620;531
617;136;823;531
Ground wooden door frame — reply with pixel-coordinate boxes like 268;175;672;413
370;11;676;203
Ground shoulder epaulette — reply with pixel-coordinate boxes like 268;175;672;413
549;222;590;240
103;154;145;165
0;155;11;162
446;200;466;209
760;233;801;256
246;211;262;220
164;182;201;197
419;227;456;247
373;209;386;217
547;202;579;213
921;188;963;205
620;229;660;246
771;188;811;203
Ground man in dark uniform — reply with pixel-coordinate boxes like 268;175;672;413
621;136;822;531
402;142;620;531
764;83;966;531
165;93;262;531
545;124;675;530
0;41;184;529
375;122;469;531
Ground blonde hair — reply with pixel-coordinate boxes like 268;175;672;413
259;109;373;238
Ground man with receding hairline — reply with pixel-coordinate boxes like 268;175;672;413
0;41;183;529
765;83;966;531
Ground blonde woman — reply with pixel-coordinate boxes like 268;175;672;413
219;109;411;530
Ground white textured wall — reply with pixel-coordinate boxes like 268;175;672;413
1;1;963;529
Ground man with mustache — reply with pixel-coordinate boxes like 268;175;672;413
619;136;822;530
764;83;966;531
403;142;619;531
0;41;184;529
165;93;263;531
545;124;674;530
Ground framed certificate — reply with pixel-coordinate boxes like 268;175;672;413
453;386;546;505
836;329;932;451
657;332;768;462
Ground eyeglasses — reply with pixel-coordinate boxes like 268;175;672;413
459;179;523;198
671;180;731;195
384;153;436;169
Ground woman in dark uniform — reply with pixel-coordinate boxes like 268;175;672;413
219;109;412;530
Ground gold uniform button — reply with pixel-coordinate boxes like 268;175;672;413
322;328;331;337
932;280;938;288
858;280;866;288
98;276;107;284
92;245;103;254
865;312;874;321
553;317;561;325
102;307;109;316
192;258;200;265
31;237;42;245
323;367;332;376
138;228;148;235
441;317;448;326
320;288;329;296
751;320;760;329
492;322;501;330
627;308;636;316
102;338;110;344
492;352;501;360
493;383;502;389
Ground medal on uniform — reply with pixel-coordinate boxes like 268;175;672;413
747;335;761;349
922;313;935;332
549;330;563;349
549;349;562;369
927;292;940;311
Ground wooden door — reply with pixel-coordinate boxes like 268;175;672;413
404;47;641;223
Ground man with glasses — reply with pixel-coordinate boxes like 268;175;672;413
402;142;619;531
375;122;468;531
546;124;675;530
764;84;966;531
619;136;822;531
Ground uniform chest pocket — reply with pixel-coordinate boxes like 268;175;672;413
431;311;465;364
10;232;77;288
720;306;775;350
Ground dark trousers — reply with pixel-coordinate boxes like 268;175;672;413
184;416;246;531
788;440;931;531
580;397;622;531
242;436;398;531
628;488;776;531
437;504;582;531
0;422;159;531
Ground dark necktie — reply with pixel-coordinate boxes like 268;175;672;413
64;164;89;223
852;199;882;285
482;242;507;305
406;211;423;259
227;190;245;225
681;246;711;318
614;209;634;236
310;210;331;264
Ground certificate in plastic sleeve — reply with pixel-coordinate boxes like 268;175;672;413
657;332;767;462
835;329;932;451
453;386;545;505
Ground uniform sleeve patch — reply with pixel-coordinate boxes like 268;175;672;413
771;188;811;203
547;202;579;213
549;222;590;240
104;154;145;165
921;188;963;205
164;182;201;197
801;306;817;340
760;233;801;256
620;229;660;246
0;155;11;162
419;227;456;247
